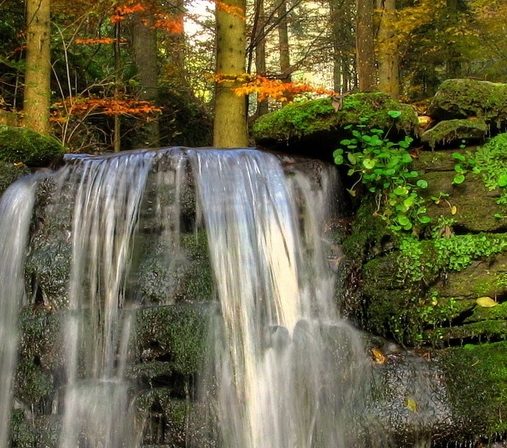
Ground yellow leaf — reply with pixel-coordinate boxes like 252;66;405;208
371;348;386;365
406;397;418;412
451;205;457;215
476;296;497;307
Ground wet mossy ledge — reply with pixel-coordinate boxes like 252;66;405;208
252;92;419;158
439;341;507;441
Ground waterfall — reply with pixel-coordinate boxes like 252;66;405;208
0;148;373;447
0;176;40;448
55;151;153;448
188;149;371;448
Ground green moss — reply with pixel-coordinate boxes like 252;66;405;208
0;126;65;166
135;304;210;377
15;357;53;407
428;79;507;126
342;201;395;264
0;161;30;196
432;320;507;343
252;93;418;143
10;409;37;448
398;233;507;283
440;341;507;439
471;133;507;205
421;118;488;148
176;232;215;302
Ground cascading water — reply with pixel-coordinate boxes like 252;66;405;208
1;147;375;447
0;176;40;448
189;149;372;448
55;152;153;448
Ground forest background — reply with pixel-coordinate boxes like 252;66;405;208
1;0;506;151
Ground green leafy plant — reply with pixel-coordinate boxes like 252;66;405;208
471;135;507;205
452;151;477;185
398;233;507;283
333;115;430;232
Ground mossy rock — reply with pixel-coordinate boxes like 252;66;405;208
414;139;507;232
0;161;30;197
252;94;419;158
421;118;488;148
0;125;65;167
134;304;211;378
427;79;507;128
439;342;507;439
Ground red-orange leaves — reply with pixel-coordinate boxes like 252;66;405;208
111;2;146;23
51;96;162;121
231;75;335;102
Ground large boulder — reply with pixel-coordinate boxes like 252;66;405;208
427;79;507;129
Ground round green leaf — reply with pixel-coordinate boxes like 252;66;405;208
453;174;465;184
393;186;407;196
498;174;507;187
416;179;428;188
363;158;376;170
334;155;344;165
388;110;402;118
397;215;410;226
403;196;415;207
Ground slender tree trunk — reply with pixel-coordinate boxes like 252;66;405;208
113;21;121;153
132;9;160;147
254;0;268;117
24;0;51;135
330;0;355;93
376;0;399;98
213;0;248;148
277;0;291;82
445;0;461;78
356;0;376;92
164;0;186;78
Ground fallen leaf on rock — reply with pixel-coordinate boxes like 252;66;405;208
476;296;497;308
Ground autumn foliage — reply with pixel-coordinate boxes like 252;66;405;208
51;96;161;122
110;1;184;33
213;73;335;102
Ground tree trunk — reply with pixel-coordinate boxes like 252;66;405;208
23;0;51;135
213;0;248;148
445;0;461;78
356;0;376;92
253;0;268;117
113;21;121;153
277;0;291;82
331;0;355;93
376;0;399;99
132;9;160;147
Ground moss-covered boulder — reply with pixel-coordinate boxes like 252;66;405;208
252;93;419;159
427;79;507;129
439;342;507;441
421;118;488;148
0;125;65;167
